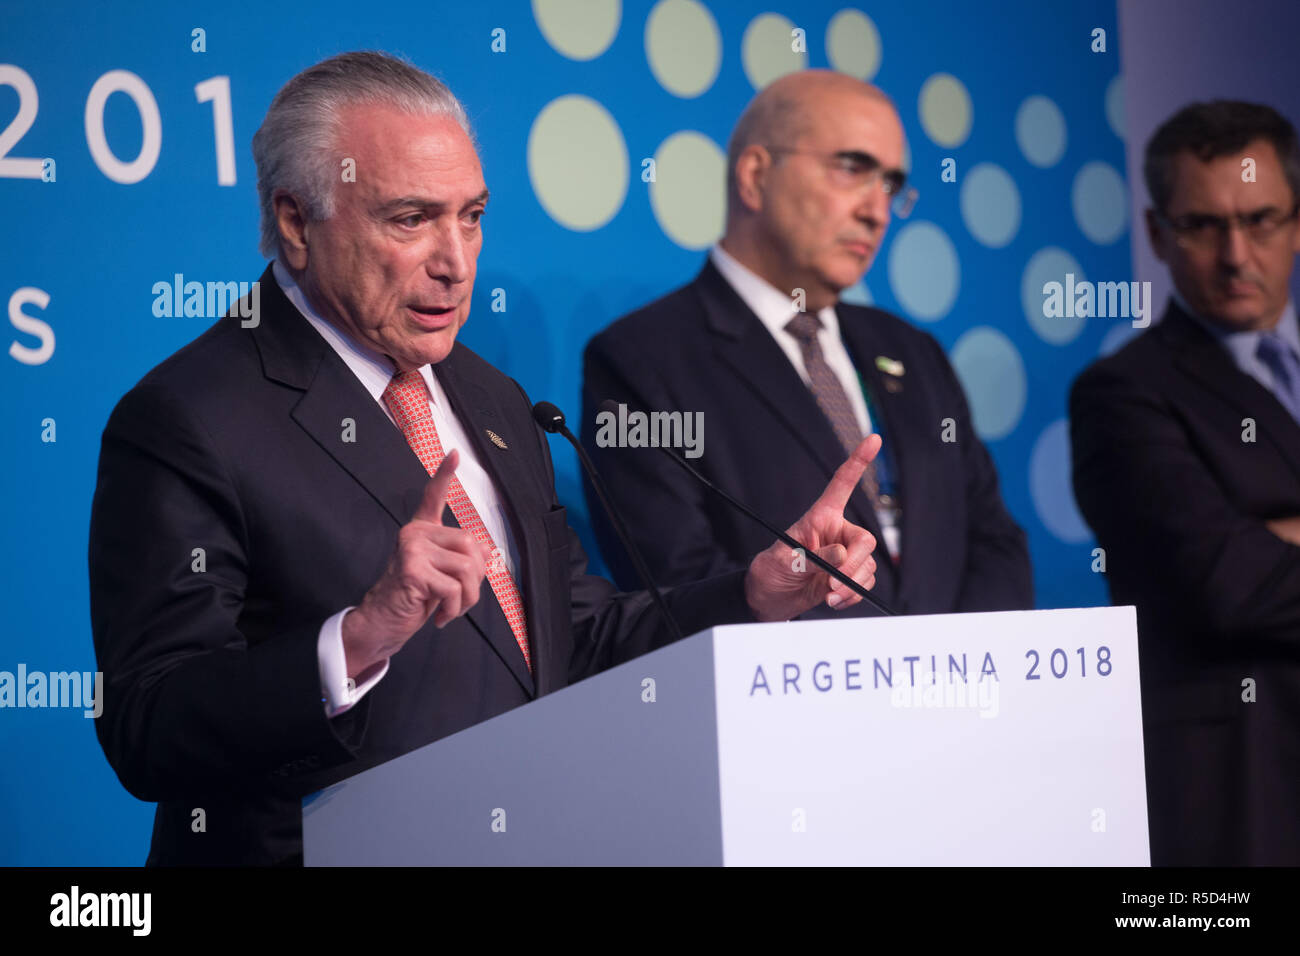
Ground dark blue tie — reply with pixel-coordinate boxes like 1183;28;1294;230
1255;333;1300;423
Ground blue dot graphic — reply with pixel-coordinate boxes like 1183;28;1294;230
1015;95;1067;168
1105;75;1125;140
887;221;960;321
950;326;1027;440
1022;246;1087;345
1072;161;1128;244
960;163;1021;248
1030;419;1092;543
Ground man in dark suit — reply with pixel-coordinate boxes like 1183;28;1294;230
87;52;882;865
582;71;1031;617
1070;100;1300;865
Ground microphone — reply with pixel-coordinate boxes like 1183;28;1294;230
598;399;895;617
531;401;684;642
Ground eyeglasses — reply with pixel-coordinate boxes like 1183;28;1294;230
1154;202;1300;250
766;147;919;218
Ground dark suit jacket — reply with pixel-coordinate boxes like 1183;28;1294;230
581;260;1033;617
87;265;754;865
1070;299;1300;866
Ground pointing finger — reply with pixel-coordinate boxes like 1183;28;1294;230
816;434;882;514
413;449;459;524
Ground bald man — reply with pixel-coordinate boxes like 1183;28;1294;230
582;72;1033;617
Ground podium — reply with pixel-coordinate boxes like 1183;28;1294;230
303;607;1148;865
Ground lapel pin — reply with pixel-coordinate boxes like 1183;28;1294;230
485;428;509;450
876;355;905;377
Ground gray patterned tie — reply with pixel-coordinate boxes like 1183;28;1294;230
785;312;880;504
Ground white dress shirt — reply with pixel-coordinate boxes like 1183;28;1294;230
270;261;521;717
709;243;874;437
1173;289;1300;398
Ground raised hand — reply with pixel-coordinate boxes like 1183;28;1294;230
743;434;882;622
341;450;493;677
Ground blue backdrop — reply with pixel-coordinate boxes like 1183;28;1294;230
3;0;1135;863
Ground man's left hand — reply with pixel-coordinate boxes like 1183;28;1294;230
744;434;883;622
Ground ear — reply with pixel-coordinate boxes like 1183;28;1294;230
1145;207;1170;263
273;190;311;270
733;144;772;214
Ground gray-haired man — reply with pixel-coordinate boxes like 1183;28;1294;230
88;51;883;864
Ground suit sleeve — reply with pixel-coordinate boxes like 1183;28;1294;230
923;333;1034;611
581;331;742;588
1070;363;1300;642
514;378;755;682
88;382;369;803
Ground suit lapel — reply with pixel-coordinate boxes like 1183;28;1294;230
252;267;535;698
1163;301;1300;485
292;353;426;526
252;265;422;528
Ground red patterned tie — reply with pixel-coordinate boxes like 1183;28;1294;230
382;369;531;673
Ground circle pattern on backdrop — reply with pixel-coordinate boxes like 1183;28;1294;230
888;221;960;321
1105;74;1125;140
1030;419;1093;543
533;0;622;61
741;13;807;89
528;95;629;231
1072;160;1128;244
1022;246;1087;345
649;131;726;249
950;326;1028;440
645;0;721;98
1015;95;1067;168
918;73;972;148
520;2;1128;557
960;162;1021;248
826;9;881;80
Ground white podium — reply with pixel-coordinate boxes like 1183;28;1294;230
303;607;1148;865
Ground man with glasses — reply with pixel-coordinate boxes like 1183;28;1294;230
1071;100;1300;865
582;70;1032;619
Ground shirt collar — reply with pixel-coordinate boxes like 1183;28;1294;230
1174;287;1300;365
709;242;840;340
272;259;438;404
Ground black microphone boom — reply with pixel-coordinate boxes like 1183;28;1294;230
597;399;895;617
531;401;684;642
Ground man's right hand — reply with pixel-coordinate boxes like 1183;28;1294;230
341;450;490;679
